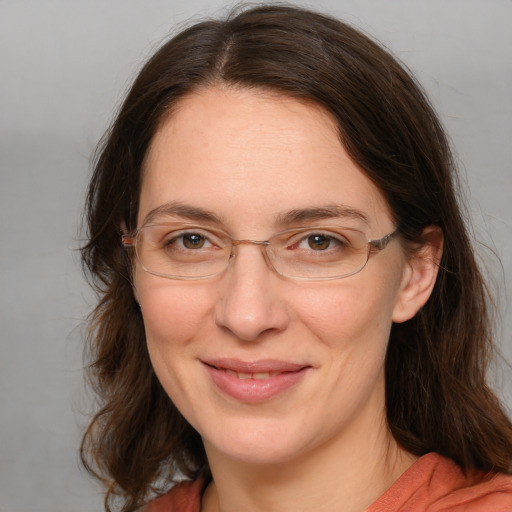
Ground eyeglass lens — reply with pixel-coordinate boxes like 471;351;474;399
132;224;378;280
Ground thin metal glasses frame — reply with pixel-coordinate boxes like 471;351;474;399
122;225;398;281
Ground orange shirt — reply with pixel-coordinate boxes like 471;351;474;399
367;453;512;511
147;477;203;512
147;453;512;511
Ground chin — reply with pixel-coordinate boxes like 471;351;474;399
201;417;318;467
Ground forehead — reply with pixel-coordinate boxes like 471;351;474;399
139;87;393;233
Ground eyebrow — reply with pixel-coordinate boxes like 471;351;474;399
142;201;370;228
142;201;224;226
276;205;370;227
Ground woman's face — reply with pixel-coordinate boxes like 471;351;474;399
135;87;412;465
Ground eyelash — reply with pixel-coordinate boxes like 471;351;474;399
162;230;350;251
288;232;349;251
164;231;215;250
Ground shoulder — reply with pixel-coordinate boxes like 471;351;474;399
367;452;512;512
144;478;205;512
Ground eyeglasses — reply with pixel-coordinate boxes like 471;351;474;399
122;223;398;281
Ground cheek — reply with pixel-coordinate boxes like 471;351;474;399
136;281;216;416
285;281;396;437
137;280;214;351
293;277;398;348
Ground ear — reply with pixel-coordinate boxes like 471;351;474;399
392;226;444;323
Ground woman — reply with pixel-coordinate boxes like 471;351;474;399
81;4;512;512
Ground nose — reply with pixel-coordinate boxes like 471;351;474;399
214;244;290;342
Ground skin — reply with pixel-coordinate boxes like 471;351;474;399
135;87;441;512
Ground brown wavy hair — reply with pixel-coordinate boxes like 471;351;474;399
81;4;512;511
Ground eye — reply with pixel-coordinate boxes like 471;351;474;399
182;233;206;249
166;231;213;250
295;232;348;252
305;234;332;251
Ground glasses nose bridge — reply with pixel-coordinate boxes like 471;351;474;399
232;239;270;247
229;238;274;272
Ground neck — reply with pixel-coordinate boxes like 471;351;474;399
201;417;416;512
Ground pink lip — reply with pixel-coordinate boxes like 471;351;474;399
202;359;310;403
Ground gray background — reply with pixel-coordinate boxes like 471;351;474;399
1;1;511;510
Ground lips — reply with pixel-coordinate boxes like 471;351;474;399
202;359;310;403
225;369;278;380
